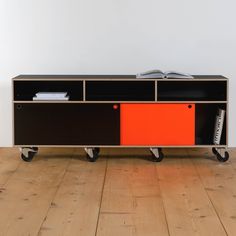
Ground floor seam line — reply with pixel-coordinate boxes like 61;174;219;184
36;149;74;236
95;157;108;236
188;149;229;236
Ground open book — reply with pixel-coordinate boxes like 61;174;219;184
136;70;194;79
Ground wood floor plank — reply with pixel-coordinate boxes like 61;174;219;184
190;148;236;236
156;148;227;236
0;148;21;186
0;147;235;236
228;148;236;170
0;148;73;236
96;149;169;236
38;149;107;236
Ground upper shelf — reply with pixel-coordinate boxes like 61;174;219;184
13;75;228;102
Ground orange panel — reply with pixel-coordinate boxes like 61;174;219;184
120;104;195;146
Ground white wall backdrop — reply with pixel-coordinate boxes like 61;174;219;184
0;0;235;147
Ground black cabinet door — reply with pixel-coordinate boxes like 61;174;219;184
14;103;120;145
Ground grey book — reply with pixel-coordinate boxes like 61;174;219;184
136;70;194;79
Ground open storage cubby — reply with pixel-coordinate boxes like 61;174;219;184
157;81;227;101
14;80;83;101
195;103;226;145
86;81;155;101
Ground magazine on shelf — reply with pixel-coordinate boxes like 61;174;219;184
136;70;194;79
33;96;69;101
35;92;68;98
213;108;225;145
33;92;69;101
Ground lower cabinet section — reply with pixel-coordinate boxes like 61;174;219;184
120;103;195;146
14;103;197;146
14;103;120;145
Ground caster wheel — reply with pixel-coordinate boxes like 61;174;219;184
216;151;229;162
32;147;39;152
150;148;164;162
212;147;217;155
86;148;99;162
94;148;100;155
21;151;36;162
20;147;38;162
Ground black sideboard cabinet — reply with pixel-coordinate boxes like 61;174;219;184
13;75;229;162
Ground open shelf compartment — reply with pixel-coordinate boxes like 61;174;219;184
14;81;83;101
195;103;227;145
86;81;155;101
157;81;227;101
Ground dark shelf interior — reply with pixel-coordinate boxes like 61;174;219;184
195;104;226;145
14;81;83;101
157;81;227;101
86;81;155;101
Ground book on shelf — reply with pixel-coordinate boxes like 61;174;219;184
213;108;225;145
33;96;69;101
33;92;69;101
136;70;194;79
35;92;68;98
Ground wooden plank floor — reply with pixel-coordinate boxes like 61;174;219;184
0;147;235;236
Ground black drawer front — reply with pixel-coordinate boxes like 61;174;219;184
14;103;120;145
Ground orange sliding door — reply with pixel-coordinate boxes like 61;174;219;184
120;104;195;146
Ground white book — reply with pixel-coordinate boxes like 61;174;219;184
33;96;70;101
35;92;68;98
213;109;225;145
136;70;194;79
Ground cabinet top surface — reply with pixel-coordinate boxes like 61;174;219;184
13;75;228;81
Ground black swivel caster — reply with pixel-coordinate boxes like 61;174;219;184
85;148;99;162
212;147;229;162
212;147;218;155
149;148;164;162
20;147;38;162
94;148;100;155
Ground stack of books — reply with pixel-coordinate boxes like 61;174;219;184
33;92;69;101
